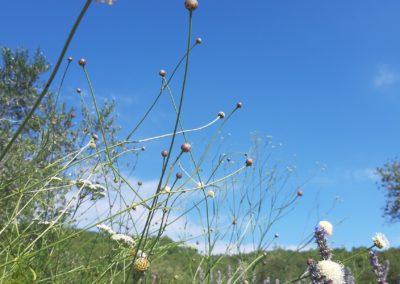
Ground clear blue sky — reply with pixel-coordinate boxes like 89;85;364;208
1;0;400;250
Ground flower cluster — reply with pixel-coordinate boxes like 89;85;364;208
74;179;107;199
96;223;135;246
314;221;333;261
369;250;390;284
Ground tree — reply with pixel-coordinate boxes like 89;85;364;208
376;159;400;222
0;47;118;225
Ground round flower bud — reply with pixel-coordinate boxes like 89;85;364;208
161;150;169;157
159;69;166;77
184;0;198;11
78;58;86;67
176;172;183;179
141;146;145;151
133;257;150;272
245;158;253;167
92;134;98;140
297;191;303;197
218;112;225;119
76;88;82;94
67;56;73;62
163;186;171;194
236;102;243;108
274;233;280;238
181;143;191;153
137;181;142;186
70;112;76;118
89;142;96;149
196;37;202;44
207;190;215;198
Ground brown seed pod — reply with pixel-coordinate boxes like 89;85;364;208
176;172;183;179
196;37;202;44
137;181;143;186
181;142;191;153
159;69;166;77
78;58;86;67
245;158;253;167
236;102;243;108
184;0;198;11
76;88;82;94
297;191;303;197
70;112;76;118
67;56;73;62
161;150;169;157
218;111;225;119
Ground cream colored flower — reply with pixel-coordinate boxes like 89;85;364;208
207;190;215;198
111;234;135;246
163;186;171;194
318;220;333;236
372;232;390;249
96;224;115;235
317;260;344;284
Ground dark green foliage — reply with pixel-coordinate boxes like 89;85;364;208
377;159;400;222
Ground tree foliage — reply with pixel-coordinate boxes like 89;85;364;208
377;159;400;222
0;47;117;224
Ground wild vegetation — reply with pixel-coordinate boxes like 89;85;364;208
0;1;398;283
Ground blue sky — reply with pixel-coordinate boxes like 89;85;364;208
2;0;400;250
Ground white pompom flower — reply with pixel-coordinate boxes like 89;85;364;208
372;232;390;249
318;220;333;236
317;260;345;284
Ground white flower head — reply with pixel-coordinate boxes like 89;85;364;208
111;234;136;246
207;190;215;198
317;260;345;284
372;232;390;249
163;186;171;194
318;220;333;236
96;224;115;235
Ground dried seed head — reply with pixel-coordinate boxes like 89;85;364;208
78;58;86;67
133;257;150;273
196;37;202;44
159;69;166;77
297;191;303;197
218;111;225;119
67;56;73;62
236;102;243;108
176;172;183;179
181;142;191;152
185;0;198;11
245;158;253;167
161;150;169;157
